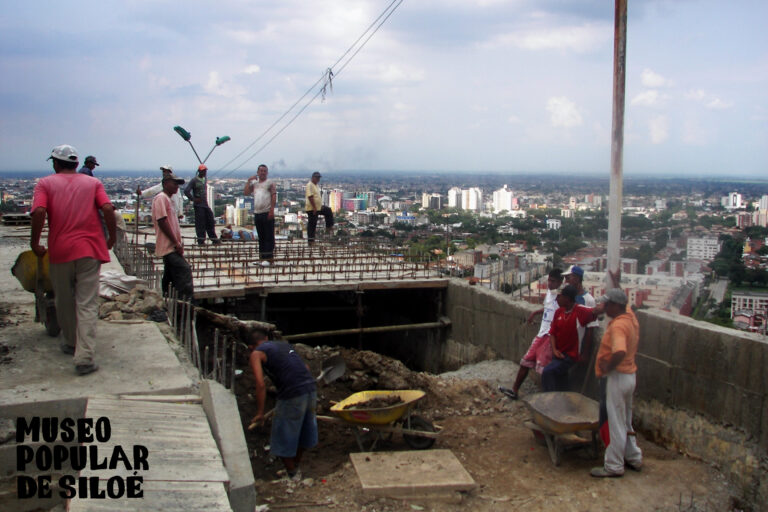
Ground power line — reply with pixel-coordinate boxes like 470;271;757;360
213;0;404;178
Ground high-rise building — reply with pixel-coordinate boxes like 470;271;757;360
447;187;461;208
687;237;721;260
722;192;743;210
492;185;514;213
462;187;482;211
759;195;768;211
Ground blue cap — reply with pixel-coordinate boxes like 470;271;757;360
563;265;584;278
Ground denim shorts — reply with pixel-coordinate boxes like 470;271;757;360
270;391;318;458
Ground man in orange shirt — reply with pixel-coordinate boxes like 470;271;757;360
590;288;643;477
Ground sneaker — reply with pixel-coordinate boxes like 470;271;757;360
590;467;623;478
260;261;271;267
288;469;302;482
76;363;99;376
625;461;642;472
60;344;75;356
498;386;518;400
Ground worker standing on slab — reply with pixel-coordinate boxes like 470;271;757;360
248;328;317;482
152;172;194;300
244;164;276;264
30;145;116;376
78;155;99;177
305;171;333;245
590;288;643;477
184;164;219;245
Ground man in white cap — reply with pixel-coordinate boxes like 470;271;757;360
30;145;117;376
589;288;643;477
138;165;184;219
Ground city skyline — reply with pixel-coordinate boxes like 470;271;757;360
1;1;766;176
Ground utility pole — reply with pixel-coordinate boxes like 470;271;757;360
607;0;627;287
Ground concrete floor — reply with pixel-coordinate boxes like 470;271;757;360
0;225;194;408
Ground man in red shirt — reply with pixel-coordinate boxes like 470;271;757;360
30;145;116;376
152;172;194;300
542;284;596;391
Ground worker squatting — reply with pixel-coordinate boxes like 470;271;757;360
16;417;146;499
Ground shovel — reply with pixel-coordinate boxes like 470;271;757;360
248;355;346;430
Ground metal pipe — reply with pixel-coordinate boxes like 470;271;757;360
283;319;451;341
607;0;628;286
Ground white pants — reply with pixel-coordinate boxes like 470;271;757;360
49;258;101;366
604;371;643;474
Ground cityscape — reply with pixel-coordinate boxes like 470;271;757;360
3;171;768;335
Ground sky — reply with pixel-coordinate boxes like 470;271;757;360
1;0;766;177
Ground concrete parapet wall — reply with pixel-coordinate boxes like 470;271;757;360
444;278;768;509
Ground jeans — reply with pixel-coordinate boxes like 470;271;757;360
194;206;218;245
306;206;334;243
254;212;275;259
162;251;194;300
542;354;575;392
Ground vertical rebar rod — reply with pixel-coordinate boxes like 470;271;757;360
213;329;220;381
230;340;236;391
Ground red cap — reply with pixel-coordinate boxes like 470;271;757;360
198;164;208;172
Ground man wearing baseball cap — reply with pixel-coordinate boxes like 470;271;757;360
78;155;99;177
184;164;220;245
562;265;599;367
152;172;194;300
138;165;184;219
305;171;333;244
589;288;642;477
31;145;117;376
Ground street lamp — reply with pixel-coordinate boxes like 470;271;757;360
173;125;231;164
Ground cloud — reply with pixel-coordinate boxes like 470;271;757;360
682;119;708;145
546;97;582;127
631;90;666;107
685;89;733;110
243;64;261;75
649;115;668;144
482;23;610;53
204;71;246;98
641;69;671;88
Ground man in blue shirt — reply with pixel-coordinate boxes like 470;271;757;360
78;155;99;177
248;328;317;481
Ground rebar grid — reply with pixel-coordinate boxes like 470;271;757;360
118;236;444;289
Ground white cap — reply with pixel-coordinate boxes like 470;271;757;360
159;165;173;172
47;144;79;162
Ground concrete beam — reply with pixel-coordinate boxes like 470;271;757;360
200;380;256;512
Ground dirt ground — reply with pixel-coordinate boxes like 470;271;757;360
235;345;742;512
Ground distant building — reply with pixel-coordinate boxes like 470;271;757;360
731;291;768;334
492;185;514;213
655;199;667;210
447;187;461;208
422;193;443;210
687;237;721;261
760;194;768;212
721;192;743;210
546;219;561;230
561;209;574;218
461;188;483;211
737;212;753;229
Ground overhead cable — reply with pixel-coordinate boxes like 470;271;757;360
213;0;404;177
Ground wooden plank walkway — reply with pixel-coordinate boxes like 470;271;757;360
69;396;231;511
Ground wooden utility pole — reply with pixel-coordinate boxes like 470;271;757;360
607;0;628;287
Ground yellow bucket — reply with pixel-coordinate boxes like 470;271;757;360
11;250;53;293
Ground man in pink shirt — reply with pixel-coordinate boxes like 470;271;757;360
152;172;194;300
30;145;116;376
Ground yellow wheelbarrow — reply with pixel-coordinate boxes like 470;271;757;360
319;390;441;451
11;250;60;337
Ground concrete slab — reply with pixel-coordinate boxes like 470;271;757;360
0;228;194;407
350;449;476;498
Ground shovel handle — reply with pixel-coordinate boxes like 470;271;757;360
247;408;275;430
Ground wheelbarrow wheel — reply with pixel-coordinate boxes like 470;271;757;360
403;415;436;450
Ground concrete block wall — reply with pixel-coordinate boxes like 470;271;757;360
445;279;767;508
